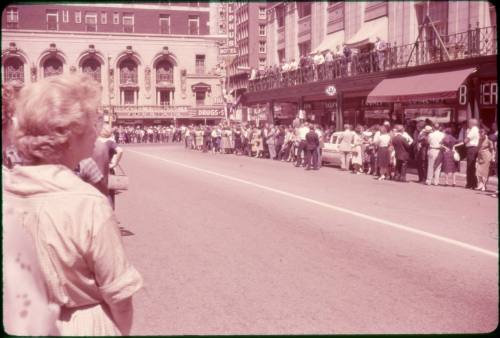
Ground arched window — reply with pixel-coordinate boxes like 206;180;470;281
82;58;101;82
43;58;63;78
119;59;137;84
156;60;173;83
4;58;24;83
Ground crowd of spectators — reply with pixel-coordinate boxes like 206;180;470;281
249;38;389;92
178;117;497;193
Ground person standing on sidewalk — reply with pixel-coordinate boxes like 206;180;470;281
440;127;459;187
391;125;412;182
475;128;494;191
338;124;355;171
93;124;123;209
304;125;320;170
464;118;480;189
425;124;445;186
295;122;309;167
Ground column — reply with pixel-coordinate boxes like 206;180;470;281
169;90;173;105
336;91;343;130
157;90;160;105
269;100;275;125
171;90;175;105
134;90;138;106
120;90;124;105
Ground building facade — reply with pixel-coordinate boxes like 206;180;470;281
223;2;268;122
246;1;496;129
2;3;228;126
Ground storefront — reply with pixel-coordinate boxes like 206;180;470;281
365;67;477;126
303;100;337;126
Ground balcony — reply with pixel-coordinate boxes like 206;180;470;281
248;25;496;93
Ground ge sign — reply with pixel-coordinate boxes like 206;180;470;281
325;85;337;96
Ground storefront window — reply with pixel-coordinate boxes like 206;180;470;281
404;108;452;124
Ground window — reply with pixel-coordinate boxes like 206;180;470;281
46;10;58;30
120;60;138;84
4;58;24;83
298;41;311;57
156;60;173;83
159;14;170;34
188;15;199;35
259;24;266;36
123;13;134;33
278;48;285;63
259;41;266;53
259;7;266;19
6;7;19;29
258;58;266;70
43;58;63;78
298;3;312;18
62;10;69;23
196;91;206;105
113;12;119;24
101;12;107;24
195;55;205;74
85;12;97;32
75;11;81;24
123;90;135;105
276;5;285;28
82;58;101;83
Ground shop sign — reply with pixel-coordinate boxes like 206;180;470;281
194;108;225;118
458;84;467;105
325;85;337;96
325;101;337;109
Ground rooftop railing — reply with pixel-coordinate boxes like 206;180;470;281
248;25;496;93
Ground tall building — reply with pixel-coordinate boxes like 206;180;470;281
223;2;268;121
2;3;228;125
246;1;497;128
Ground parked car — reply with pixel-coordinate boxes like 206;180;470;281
322;131;343;166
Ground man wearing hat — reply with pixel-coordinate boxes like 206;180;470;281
304;125;320;170
415;125;432;182
391;125;412;182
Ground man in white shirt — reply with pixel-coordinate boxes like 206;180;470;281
295;122;310;167
464;118;480;188
425;124;445;185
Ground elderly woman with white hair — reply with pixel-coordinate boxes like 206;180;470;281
3;74;143;336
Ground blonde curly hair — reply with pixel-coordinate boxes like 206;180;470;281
14;73;102;164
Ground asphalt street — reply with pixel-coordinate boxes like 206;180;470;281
115;144;498;335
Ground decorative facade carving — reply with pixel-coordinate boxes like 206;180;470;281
70;65;77;73
145;66;151;99
109;68;114;99
180;69;187;98
30;64;37;82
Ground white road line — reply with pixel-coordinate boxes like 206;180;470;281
127;149;499;259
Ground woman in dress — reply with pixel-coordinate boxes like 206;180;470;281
476;128;494;191
4;74;143;335
376;126;391;180
440;127;459;186
2;83;60;336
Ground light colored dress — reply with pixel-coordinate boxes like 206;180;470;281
3;164;143;336
3;168;60;335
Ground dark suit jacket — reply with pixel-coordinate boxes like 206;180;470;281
305;131;320;150
391;134;411;161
